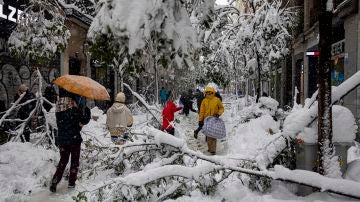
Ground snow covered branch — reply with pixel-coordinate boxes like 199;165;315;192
123;83;161;125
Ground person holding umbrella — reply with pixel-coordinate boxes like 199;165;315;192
50;75;110;192
50;88;91;192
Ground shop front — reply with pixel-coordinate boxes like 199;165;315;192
331;39;345;86
0;0;60;111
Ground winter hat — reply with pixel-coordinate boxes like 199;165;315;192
116;92;126;103
204;86;216;93
206;83;218;92
18;84;28;93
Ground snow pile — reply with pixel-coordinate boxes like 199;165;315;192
258;97;279;112
332;105;357;142
348;145;360;163
272;165;360;198
227;114;280;161
283;106;315;139
44;107;57;129
90;107;104;119
345;159;360;183
284;105;357;143
146;127;186;148
0;142;57;201
82;107;111;146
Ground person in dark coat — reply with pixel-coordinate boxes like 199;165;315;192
215;91;222;101
194;89;204;111
44;83;58;112
50;88;90;192
179;89;196;116
15;84;36;142
159;87;168;106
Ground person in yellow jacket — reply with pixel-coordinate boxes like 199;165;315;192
197;86;224;155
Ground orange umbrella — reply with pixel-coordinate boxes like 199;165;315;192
53;75;110;101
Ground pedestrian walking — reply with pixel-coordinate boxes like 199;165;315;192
159;87;168;106
50;88;91;192
106;92;133;145
194;88;204;137
196;86;224;155
44;82;58;112
194;89;204;111
44;82;58;145
15;84;36;142
161;91;182;135
179;89;196;116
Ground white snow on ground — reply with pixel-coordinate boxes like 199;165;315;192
0;142;58;202
1;96;360;201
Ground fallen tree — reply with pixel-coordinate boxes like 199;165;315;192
0;70;56;148
75;127;360;201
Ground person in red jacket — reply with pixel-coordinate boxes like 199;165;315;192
161;91;182;135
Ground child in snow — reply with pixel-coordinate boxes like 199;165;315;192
106;92;133;145
161;91;182;135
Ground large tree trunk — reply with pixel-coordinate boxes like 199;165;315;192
317;0;334;175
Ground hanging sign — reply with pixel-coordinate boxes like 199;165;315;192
0;4;23;23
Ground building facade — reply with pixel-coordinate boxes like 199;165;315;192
289;0;359;125
0;0;92;110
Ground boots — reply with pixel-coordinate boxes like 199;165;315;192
49;183;57;193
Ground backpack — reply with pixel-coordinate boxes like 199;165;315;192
202;116;226;139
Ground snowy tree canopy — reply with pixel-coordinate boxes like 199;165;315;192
88;0;203;70
7;0;96;64
8;0;71;64
233;0;297;73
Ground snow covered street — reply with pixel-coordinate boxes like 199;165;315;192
2;0;360;201
1;97;360;201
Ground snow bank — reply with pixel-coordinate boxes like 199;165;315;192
283;106;316;139
44;107;57;129
90;107;104;118
0;142;57;201
82;107;112;146
272;165;360;198
345;159;360;183
122;163;219;186
146;127;185;148
284;105;357;143
332;106;357;142
227;114;280;163
258;97;279;112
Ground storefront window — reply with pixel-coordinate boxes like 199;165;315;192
331;57;345;86
331;40;345;86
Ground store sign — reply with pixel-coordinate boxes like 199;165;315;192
0;4;23;23
331;40;345;56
